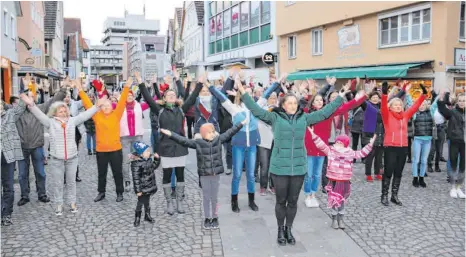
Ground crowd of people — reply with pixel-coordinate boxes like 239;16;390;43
1;69;464;247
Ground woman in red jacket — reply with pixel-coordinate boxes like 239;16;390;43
380;81;426;206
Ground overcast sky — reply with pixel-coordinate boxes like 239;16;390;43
64;0;183;45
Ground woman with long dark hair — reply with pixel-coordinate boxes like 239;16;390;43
237;75;346;246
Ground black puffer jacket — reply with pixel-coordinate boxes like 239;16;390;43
131;157;161;195
139;82;203;157
350;107;364;134
168;123;243;176
413;110;433;137
438;93;465;143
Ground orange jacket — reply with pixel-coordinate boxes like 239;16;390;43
381;93;425;147
80;87;129;152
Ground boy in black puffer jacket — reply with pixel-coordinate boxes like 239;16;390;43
160;120;245;230
130;142;161;227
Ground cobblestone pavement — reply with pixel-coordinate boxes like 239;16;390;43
1;130;222;257
316;160;465;257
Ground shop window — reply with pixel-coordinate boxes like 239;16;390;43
250;27;259;44
209;2;216;18
216;40;223;53
455;79;465;94
311;29;323;55
288;35;296;59
223;9;231;36
240;31;248;47
216;14;223;38
3;9;8;36
379;4;431;48
223;37;230;51
376;80;433;100
460;1;465;40
145;44;155;52
250;2;260;28
231;34;239;49
260;24;271;42
231;5;239;34
209;18;216;42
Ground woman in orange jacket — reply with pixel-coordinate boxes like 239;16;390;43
380;81;426;206
79;78;131;203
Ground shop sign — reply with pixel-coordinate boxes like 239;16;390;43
262;52;276;65
454;48;465;66
25;58;35;65
337;25;360;49
31;48;42;57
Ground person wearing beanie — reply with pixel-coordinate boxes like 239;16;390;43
309;127;375;229
160;120;245;230
380;81;427;206
130;141;160;227
120;72;153;192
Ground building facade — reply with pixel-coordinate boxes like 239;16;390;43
44;1;64;75
173;7;184;71
82;38;91;78
203;1;277;84
128;35;170;81
63;18;88;80
1;1;22;102
17;1;45;69
90;45;123;85
278;1;466;94
180;1;205;78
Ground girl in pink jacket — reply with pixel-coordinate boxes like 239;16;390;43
309;127;375;230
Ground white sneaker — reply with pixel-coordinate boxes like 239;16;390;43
450;188;458;198
310;197;320;208
304;196;313;208
55;205;63;216
456;188;466;199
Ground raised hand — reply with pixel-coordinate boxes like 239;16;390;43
75;79;83;91
370;134;377;145
279;72;288;85
19;93;33;106
226;90;237;96
198;73;206;85
339;81;351;97
160;129;172;136
326;75;337;86
124;77;133;88
134;71;143;84
150;74;158;84
153;153;159;159
420;84;428;95
235;76;245;94
382;81;389;95
355;90;366;100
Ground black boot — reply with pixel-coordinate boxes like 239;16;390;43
284;226;296;245
419;177;427;188
277;226;286;246
435;166;442;173
76;168;82;182
116;193;124;202
248;193;259;211
381;176;390;206
231;195;240;213
134;211;142;227
94;193;105;202
412;177;419;187
144;207;155;223
428;165;434;173
390;177;402;206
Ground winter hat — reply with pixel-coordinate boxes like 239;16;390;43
133;141;150;156
335;135;350;148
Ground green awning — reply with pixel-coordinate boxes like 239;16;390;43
287;62;425;80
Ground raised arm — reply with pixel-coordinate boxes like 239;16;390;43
334;96;365;116
241;93;276;124
437;92;453;119
210;85;242;116
354;142;373;159
220;123;244;143
430;95;439;117
167;131;197;149
79;90;93;110
28;104;51;128
183;81;192;101
305;96;343;126
175;79;185;99
139;83;161;113
114;87;130;119
182;82;203;113
221;77;235;94
72;106;99;126
311;132;330;156
405;94;426;119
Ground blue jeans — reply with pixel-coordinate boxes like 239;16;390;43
18;148;47;199
304;156;325;195
87;133;96;152
412;138;432;177
171;170;176;188
1;154;15;217
232;145;257;195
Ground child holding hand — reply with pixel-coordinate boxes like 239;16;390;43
160;119;246;230
309;127;375;230
130;142;161;227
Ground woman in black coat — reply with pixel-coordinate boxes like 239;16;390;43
139;77;203;215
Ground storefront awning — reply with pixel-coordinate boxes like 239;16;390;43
18;66;63;79
287;62;427;80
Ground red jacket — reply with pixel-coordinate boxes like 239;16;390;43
381;94;425;147
304;97;366;156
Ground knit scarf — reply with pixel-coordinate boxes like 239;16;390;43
199;96;212;112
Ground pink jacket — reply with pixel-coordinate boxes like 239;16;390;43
312;133;373;181
119;101;150;137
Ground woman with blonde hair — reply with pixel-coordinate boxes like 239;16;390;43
27;90;102;215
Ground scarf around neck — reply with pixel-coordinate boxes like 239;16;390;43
199;95;212;112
